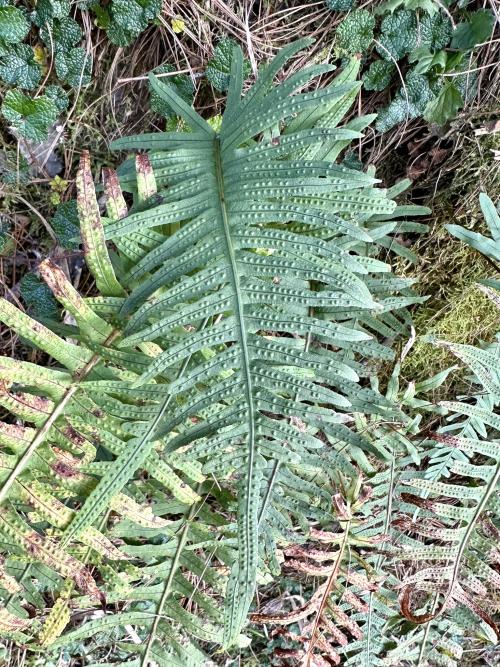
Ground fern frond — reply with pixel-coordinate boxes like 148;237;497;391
251;477;385;666
0;41;427;659
391;197;500;658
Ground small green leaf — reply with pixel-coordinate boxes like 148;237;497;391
376;97;417;132
375;70;435;132
0;43;41;90
19;274;59;321
1;90;58;142
417;11;452;51
31;0;71;27
342;150;363;171
451;10;495;50
445;51;464;71
40;16;82;49
337;10;375;54
51;200;80;249
0;6;29;43
206;38;251;92
362;60;395;91
453;67;478;104
424;81;463;125
105;20;134;46
0;218;14;256
446;195;500;262
113;0;161;30
55;46;92;88
107;0;162;45
405;70;435;113
0;150;30;185
91;4;111;29
377;0;438;12
377;10;417;60
44;85;69;113
479;193;500;243
409;47;447;74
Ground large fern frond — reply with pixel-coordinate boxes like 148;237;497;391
0;40;428;660
101;41;415;645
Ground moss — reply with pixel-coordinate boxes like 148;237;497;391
402;282;498;383
400;130;500;389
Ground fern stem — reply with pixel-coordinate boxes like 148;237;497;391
305;516;351;667
416;595;441;667
140;484;203;667
431;458;500;620
214;135;258;641
61;318;210;548
257;308;314;528
405;457;500;657
258;460;280;526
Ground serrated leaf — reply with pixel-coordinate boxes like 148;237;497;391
55;46;92;88
206;38;251;92
451;10;495;50
19;273;59;321
0;217;14;255
409;47;447;75
0;6;29;43
405;70;435;113
326;0;354;10
0;43;41;90
337;10;375;54
377;10;417;60
107;0;162;44
51;200;80;249
375;69;436;132
44;84;69;113
1;90;58;142
417;11;452;50
40;16;82;49
105;20;135;46
362;60;395;92
32;0;70;26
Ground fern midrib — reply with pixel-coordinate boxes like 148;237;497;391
306;516;351;666
415;456;500;664
141;482;204;667
213;135;257;618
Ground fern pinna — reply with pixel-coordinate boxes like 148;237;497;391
0;40;427;663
